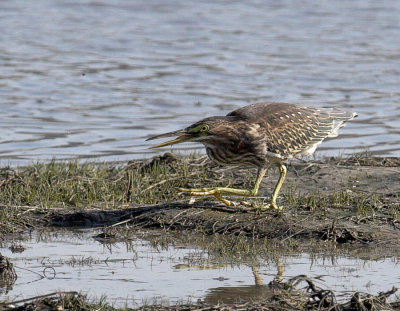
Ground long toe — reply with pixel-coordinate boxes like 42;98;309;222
214;193;233;206
176;187;213;193
176;187;194;192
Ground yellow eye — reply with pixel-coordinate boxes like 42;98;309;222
200;125;209;132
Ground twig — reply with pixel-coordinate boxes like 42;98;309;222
0;291;78;306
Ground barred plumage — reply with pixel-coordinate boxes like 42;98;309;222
227;102;356;160
147;102;357;209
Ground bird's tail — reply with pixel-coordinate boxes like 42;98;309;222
322;109;357;138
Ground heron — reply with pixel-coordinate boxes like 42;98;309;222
147;102;357;209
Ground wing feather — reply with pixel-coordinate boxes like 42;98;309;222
229;102;357;158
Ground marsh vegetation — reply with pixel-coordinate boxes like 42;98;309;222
1;154;400;310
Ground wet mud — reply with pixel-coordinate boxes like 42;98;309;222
1;155;400;310
46;155;400;251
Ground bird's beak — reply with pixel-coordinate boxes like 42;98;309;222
146;130;193;149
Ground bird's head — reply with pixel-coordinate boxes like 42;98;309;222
146;116;235;149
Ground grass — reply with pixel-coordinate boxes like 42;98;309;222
285;186;384;215
0;151;399;310
0;154;399;235
0;156;387;210
0;156;224;210
0;155;224;234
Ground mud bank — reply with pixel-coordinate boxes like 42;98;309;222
40;155;400;251
1;155;400;310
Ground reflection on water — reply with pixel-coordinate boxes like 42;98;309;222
0;0;400;165
0;230;399;306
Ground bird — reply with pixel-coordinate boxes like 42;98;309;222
147;102;357;209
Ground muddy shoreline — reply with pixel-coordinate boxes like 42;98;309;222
1;155;400;310
29;155;400;250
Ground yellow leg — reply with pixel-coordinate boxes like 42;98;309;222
251;258;284;286
251;266;264;286
267;163;287;210
275;257;284;282
177;167;267;206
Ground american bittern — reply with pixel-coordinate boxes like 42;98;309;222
147;102;357;209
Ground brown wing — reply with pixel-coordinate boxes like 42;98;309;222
228;102;356;157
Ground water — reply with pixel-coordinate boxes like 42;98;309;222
0;230;399;306
1;0;400;166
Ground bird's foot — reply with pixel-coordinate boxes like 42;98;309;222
239;200;283;210
177;187;235;206
177;187;283;210
214;193;235;206
264;201;284;210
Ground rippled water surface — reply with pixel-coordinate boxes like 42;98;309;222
1;230;399;306
1;1;399;165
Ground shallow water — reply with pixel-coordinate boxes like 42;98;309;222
0;230;399;306
0;0;400;166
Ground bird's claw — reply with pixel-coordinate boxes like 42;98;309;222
240;200;283;210
177;187;284;210
177;187;233;206
265;202;283;210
